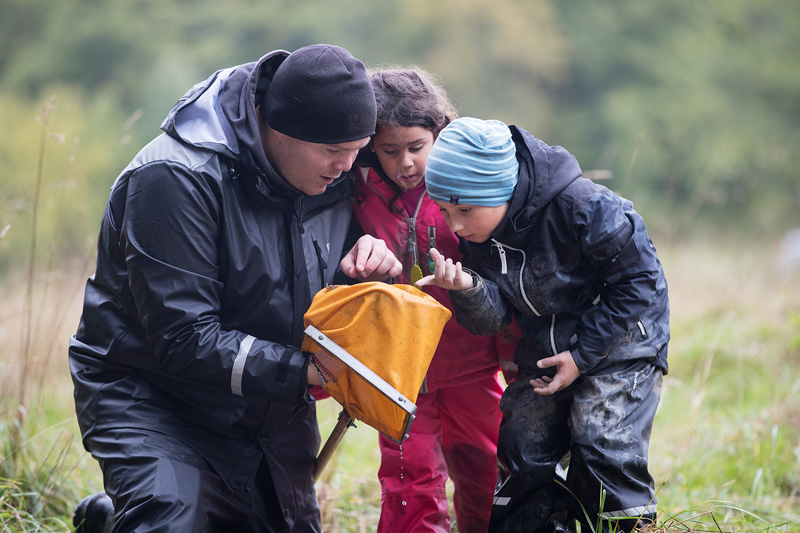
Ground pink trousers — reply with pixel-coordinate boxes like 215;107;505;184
377;373;504;533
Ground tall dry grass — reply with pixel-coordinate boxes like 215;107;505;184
646;234;800;532
0;98;100;530
0;110;798;532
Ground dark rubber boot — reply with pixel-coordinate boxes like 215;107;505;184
547;510;577;532
489;476;569;533
73;492;114;533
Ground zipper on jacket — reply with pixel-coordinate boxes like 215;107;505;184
637;320;647;338
407;193;425;268
408;221;417;259
426;226;437;273
296;196;305;234
549;315;558;356
495;243;508;274
367;179;425;272
312;237;328;288
492;240;542;317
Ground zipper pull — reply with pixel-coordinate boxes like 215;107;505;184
494;242;508;274
313;237;328;288
312;239;328;270
426;226;437;273
408;223;417;254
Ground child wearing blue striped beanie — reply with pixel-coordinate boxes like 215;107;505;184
418;115;669;532
425;117;519;207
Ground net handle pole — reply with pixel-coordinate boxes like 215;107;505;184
314;409;353;481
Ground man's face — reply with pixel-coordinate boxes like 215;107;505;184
266;130;369;196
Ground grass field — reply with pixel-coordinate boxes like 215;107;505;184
1;232;799;531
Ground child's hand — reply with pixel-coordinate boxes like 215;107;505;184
415;248;474;290
529;350;580;395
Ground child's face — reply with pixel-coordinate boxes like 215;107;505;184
433;200;509;244
371;125;435;190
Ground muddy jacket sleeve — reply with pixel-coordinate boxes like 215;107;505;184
447;271;513;336
569;192;661;373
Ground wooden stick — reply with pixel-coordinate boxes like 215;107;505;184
314;409;354;481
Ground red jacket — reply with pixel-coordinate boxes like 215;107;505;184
353;167;505;391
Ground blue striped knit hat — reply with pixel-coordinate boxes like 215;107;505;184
425;117;519;206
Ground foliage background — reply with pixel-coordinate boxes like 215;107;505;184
1;1;799;530
2;0;799;271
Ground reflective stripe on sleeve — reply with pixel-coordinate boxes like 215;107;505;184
231;335;256;396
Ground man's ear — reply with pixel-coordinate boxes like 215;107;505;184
258;114;286;142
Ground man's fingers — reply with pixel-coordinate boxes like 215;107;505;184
373;254;402;279
353;237;377;274
339;239;365;277
340;236;401;280
359;243;402;279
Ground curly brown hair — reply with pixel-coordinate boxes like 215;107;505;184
370;67;457;137
354;67;458;210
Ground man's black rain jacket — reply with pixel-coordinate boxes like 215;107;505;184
69;50;360;528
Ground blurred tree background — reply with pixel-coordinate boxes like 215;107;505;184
1;0;799;271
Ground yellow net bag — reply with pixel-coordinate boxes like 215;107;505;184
302;282;451;442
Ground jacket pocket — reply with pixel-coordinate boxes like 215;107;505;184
133;377;247;427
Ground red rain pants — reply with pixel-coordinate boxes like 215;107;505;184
377;372;504;533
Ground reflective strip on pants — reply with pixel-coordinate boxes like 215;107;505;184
601;503;657;519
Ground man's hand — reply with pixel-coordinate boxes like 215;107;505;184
529;350;580;395
307;349;346;387
415;248;473;291
339;235;403;281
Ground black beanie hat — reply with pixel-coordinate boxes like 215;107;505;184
262;44;377;144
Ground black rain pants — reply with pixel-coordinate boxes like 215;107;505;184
86;428;320;532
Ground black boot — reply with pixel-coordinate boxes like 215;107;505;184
489;476;569;533
547;510;577;533
73;492;114;533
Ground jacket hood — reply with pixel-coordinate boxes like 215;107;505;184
160;50;300;198
503;125;583;232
